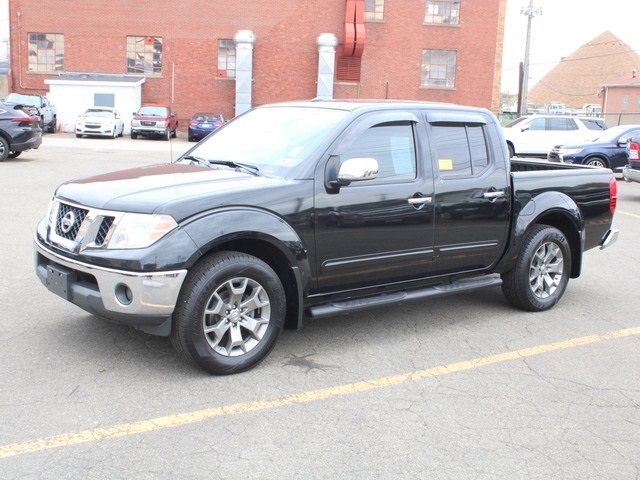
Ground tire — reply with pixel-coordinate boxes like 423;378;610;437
47;117;56;133
172;128;177;138
188;135;194;142
131;132;138;140
507;143;515;159
0;136;9;161
501;225;571;312
76;134;83;138
171;251;286;375
119;126;124;137
586;157;607;168
8;151;21;159
164;129;171;141
112;129;117;139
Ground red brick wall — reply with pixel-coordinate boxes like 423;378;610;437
9;0;503;124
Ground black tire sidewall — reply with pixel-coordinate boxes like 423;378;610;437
176;255;286;374
0;137;9;161
518;227;571;311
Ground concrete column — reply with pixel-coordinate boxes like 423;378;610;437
234;30;256;116
316;33;338;100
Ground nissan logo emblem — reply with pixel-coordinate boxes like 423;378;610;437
60;211;76;234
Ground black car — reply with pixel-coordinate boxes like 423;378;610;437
548;124;640;171
188;112;225;142
0;102;42;161
34;102;618;374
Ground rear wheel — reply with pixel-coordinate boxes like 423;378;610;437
586;157;607;168
501;225;571;311
0;137;9;161
171;251;286;375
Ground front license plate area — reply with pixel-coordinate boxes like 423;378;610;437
45;264;76;300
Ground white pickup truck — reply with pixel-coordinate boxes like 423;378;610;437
4;92;57;133
503;114;606;158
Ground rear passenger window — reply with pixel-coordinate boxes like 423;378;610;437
342;122;416;184
431;124;490;179
547;118;578;131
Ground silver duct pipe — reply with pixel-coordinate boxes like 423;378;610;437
316;33;338;100
234;30;256;116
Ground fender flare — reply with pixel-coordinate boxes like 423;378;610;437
495;191;585;277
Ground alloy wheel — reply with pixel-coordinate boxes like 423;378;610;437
529;241;564;299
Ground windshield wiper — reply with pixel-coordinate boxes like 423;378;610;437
180;156;261;176
181;155;212;168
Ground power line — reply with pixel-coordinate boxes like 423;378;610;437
502;48;640;72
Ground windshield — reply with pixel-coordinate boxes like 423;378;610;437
193;113;223;122
186;107;349;177
592;125;633;143
505;117;528;128
5;93;41;107
138;106;168;116
84;109;113;117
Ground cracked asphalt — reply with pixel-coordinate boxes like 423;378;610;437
1;135;639;479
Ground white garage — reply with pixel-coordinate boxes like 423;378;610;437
45;73;145;134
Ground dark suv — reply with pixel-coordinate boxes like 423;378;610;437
131;105;178;140
0;102;42;161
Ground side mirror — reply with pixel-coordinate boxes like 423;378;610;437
333;157;379;187
618;136;629;146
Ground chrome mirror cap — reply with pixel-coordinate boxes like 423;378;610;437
337;157;379;185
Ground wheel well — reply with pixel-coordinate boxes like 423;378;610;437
199;238;300;330
535;212;582;278
0;129;10;146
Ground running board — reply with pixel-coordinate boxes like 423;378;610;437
308;275;502;319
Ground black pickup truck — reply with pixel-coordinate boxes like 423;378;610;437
34;101;619;374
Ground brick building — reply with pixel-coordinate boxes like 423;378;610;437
7;0;506;130
601;72;640;126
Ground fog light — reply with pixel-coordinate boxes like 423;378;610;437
115;283;133;305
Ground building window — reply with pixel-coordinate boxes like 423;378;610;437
425;0;460;25
217;40;236;78
336;56;361;83
126;36;163;75
27;33;64;72
621;95;629;111
421;49;457;88
364;0;384;21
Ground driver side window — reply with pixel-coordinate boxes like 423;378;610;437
341;121;417;185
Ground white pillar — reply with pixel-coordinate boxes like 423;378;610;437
234;30;256;116
316;33;338;100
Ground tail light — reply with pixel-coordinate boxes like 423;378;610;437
629;141;639;161
10;117;36;127
609;177;617;215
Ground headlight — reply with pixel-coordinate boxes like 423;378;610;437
107;213;177;249
558;148;583;155
131;120;141;127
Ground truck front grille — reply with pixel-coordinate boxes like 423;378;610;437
94;217;115;246
55;203;89;241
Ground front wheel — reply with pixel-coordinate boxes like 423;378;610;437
131;132;138;140
47;117;56;133
501;225;571;311
171;251;286;375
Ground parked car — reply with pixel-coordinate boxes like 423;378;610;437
503;115;606;157
130;105;177;140
188;113;225;142
34;101;618;374
547;124;640;170
622;138;640;184
4;92;57;133
0;102;42;161
75;107;124;139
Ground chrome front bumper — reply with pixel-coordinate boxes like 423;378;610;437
34;237;187;320
600;227;619;250
623;166;640;183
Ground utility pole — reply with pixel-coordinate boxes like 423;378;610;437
518;0;542;115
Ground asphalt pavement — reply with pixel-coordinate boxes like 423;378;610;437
0;134;639;479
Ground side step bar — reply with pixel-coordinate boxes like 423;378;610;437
308;275;502;319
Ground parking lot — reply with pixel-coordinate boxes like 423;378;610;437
1;135;639;479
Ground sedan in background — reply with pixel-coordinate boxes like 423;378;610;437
548;124;640;171
188;113;225;142
0;102;42;161
75;107;124;138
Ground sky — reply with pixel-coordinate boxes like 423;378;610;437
501;0;640;94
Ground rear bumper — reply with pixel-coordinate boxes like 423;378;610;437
600;227;619;250
12;133;42;152
623;166;640;183
34;237;187;336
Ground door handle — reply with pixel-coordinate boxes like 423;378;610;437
408;196;432;205
483;190;505;199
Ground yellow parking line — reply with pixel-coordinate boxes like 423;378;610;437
617;210;640;220
1;326;639;459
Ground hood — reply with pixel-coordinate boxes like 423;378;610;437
55;163;293;221
78;115;114;123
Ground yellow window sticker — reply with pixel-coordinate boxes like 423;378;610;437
439;159;453;171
